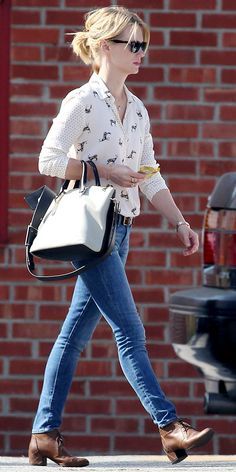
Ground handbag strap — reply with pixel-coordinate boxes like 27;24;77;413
25;161;117;281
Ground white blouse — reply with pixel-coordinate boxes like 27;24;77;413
39;72;168;218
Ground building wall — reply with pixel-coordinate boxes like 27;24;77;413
0;0;236;455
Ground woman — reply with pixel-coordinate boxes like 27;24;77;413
28;6;214;467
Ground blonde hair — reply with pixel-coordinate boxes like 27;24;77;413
71;6;150;73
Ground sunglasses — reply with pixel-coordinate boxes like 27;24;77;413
110;39;147;54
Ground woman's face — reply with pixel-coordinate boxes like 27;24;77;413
103;24;147;76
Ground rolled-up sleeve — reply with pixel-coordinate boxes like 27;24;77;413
139;107;168;201
39;93;85;178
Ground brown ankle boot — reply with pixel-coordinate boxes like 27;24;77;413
28;429;89;467
159;419;214;465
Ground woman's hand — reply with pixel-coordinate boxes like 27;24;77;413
177;225;199;256
107;165;145;188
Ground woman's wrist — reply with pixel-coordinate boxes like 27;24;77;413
176;221;190;232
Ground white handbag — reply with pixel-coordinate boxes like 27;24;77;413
25;161;118;281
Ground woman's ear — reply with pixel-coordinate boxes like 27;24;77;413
100;39;110;53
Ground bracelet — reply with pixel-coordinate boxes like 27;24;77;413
176;221;190;232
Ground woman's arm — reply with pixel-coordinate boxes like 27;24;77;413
151;188;199;256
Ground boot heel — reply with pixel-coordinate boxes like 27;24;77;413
165;448;188;465
29;454;47;466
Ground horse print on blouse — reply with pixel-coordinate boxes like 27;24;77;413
121;190;129;200
137;111;143;119
85;105;92;113
99;132;111;142
107;156;117;164
127;150;136;159
110;119;117;126
88;154;98;161
77;141;87;152
83;124;91;133
131;123;137;132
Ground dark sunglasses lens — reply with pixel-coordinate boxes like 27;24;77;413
130;41;147;53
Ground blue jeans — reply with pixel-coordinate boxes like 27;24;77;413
32;222;177;433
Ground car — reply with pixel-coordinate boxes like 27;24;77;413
169;172;236;414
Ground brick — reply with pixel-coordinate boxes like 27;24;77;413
90;380;133;397
145;269;193;286
170;0;216;8
126;268;142;284
167;141;214;158
49;84;74;99
12;0;59;5
132;288;164;303
220;105;236;120
14;285;62;302
61;416;86;432
219;142;236;158
202;13;236;28
201;50;236;66
39;305;68;320
148;232;179;248
145;324;165;341
170;251;202;268
91;343;117;359
149;31;164;46
10;120;42;136
197;418;236;434
150;13;196;27
129;231;146;248
10;138;42;154
193;381;205;397
12;64;58;80
11;83;43;97
9;434;29;452
170;31;217;47
11;46;41;61
10;398;43;413
146;104;162;119
11;10;40;24
116;398;148;416
0;286;9;300
0;417;32;431
154;87;198;101
115;435;161;453
0;379;33;394
11;28;59;44
222;69;236;83
223;32;236;47
203;124;236;139
12;322;60;339
135;214;162;228
127;250;166;266
63;66;91;82
67;435;110;454
75;360;112;377
215;437;235;454
91;417;139;434
66;0;116;5
46;10;85;25
10;359;46;375
169;67;216;83
168;177;216;194
163;159;197;174
149;49;195;64
147;343;176;359
174;399;204;416
0;342;31;357
0;323;8;338
166;104;213;121
135;67;164;82
205;88;236;102
0;301;35;319
45;46;74;62
65;398;111;415
200;159;236;175
223;0;236;9
153;123;198;139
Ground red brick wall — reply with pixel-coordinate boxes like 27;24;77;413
0;0;236;456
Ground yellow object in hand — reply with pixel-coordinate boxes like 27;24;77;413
139;165;160;178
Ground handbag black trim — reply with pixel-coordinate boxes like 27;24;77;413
25;161;118;281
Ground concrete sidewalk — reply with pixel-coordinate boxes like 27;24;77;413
0;455;235;471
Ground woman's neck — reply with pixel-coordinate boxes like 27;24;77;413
98;67;127;101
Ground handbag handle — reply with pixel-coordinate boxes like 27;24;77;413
61;159;88;192
87;160;101;186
